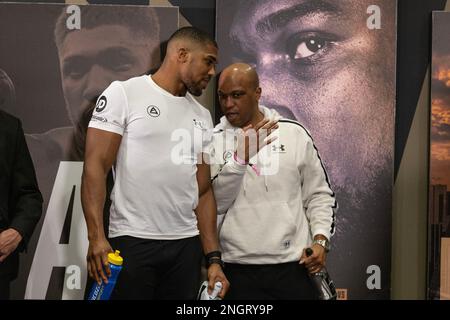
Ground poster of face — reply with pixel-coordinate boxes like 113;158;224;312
216;0;397;299
0;3;179;299
429;11;450;301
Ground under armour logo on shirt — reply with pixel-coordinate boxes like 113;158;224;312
272;144;286;153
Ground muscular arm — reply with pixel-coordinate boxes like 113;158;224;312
195;153;229;298
195;155;220;256
81;127;122;283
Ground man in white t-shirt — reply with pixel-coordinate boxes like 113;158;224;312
81;27;229;299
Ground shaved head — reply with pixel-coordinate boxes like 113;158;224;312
218;63;263;127
220;63;259;88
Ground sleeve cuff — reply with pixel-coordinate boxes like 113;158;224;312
312;229;331;242
229;156;248;173
8;224;27;252
88;122;124;136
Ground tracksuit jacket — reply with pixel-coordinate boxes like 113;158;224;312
210;106;337;264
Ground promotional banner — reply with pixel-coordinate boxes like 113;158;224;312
0;3;179;299
429;11;450;300
216;0;397;299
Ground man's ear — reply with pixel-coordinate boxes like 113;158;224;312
177;47;189;63
255;87;262;100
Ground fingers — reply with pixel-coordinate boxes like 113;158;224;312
87;260;94;280
304;258;323;272
89;258;101;285
214;275;230;299
94;254;108;284
88;250;109;285
264;136;278;147
261;120;279;131
257;121;279;144
207;277;215;295
257;120;278;134
299;248;307;264
207;265;230;299
236;118;279;161
242;123;253;132
306;256;324;273
104;259;111;278
0;248;11;263
218;278;230;299
300;247;325;274
254;118;270;131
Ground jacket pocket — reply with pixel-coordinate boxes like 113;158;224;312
220;202;298;257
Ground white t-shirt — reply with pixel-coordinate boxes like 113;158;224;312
88;75;213;240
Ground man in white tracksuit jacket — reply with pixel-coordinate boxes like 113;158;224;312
211;63;337;299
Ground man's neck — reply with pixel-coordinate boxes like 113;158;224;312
250;110;265;128
151;68;187;97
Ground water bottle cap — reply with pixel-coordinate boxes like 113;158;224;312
108;250;123;266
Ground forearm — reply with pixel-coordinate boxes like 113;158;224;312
195;186;220;254
81;164;108;241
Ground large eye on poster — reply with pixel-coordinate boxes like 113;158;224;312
216;0;397;299
429;11;450;301
0;3;179;299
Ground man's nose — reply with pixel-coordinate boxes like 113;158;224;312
224;95;235;109
82;65;112;103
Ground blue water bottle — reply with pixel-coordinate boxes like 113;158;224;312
88;250;123;300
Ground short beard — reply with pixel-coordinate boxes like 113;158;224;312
187;85;202;97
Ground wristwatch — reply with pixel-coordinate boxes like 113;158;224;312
313;239;330;252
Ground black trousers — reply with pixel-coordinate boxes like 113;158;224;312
224;261;319;300
0;250;18;300
108;235;202;300
0;276;10;300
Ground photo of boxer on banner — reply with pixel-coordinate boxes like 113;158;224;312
216;0;397;299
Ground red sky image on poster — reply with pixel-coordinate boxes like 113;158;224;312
429;11;450;300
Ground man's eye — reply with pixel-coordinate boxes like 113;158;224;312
287;33;335;64
108;58;133;72
294;38;326;59
64;65;88;80
112;63;133;72
232;93;243;98
207;59;217;67
103;54;135;73
67;71;83;79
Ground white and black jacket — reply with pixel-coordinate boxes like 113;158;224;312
211;106;337;264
